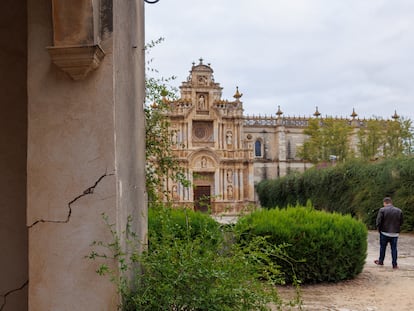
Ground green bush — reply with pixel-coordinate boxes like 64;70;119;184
256;157;414;231
235;204;368;284
125;207;293;310
148;205;222;248
90;207;301;310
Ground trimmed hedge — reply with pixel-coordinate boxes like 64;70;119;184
235;204;368;284
256;157;414;231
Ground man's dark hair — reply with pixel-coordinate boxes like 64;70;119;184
383;197;393;204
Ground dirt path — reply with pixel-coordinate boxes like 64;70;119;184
276;231;414;311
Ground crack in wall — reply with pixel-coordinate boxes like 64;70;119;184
28;172;115;228
0;280;28;311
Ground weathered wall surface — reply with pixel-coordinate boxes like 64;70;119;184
27;0;117;309
0;1;28;310
27;0;146;309
113;0;147;250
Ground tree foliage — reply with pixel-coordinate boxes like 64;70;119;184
298;118;353;163
357;119;385;161
145;39;189;204
299;117;413;164
90;207;299;310
384;117;413;157
358;117;413;160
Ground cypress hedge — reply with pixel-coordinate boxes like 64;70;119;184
256;157;414;231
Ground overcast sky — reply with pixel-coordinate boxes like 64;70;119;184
145;0;414;120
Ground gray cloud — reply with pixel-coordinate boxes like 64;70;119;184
146;0;414;119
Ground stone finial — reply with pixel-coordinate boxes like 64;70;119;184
350;108;358;119
392;110;400;120
313;106;321;117
233;86;243;99
276;105;283;117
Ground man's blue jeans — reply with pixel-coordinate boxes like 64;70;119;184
379;232;398;267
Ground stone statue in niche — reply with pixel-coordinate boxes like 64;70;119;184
171;130;177;144
227;169;233;183
176;130;180;143
226;131;233;145
198;95;206;110
172;185;179;200
201;156;207;168
227;185;233;199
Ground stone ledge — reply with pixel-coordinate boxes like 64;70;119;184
47;45;105;80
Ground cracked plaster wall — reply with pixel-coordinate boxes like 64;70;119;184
26;0;146;309
0;0;28;310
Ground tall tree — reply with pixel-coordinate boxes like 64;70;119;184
299;118;352;164
145;39;189;204
384;117;413;157
357;117;413;160
300;116;413;165
357;119;386;161
299;119;323;163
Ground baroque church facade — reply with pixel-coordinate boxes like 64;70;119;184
165;59;367;214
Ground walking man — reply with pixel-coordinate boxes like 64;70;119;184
375;197;403;269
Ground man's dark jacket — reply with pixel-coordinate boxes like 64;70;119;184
376;205;403;233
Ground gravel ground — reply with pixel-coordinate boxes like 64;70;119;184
276;231;414;311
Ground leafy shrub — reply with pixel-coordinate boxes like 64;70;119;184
148;205;222;247
90;208;300;310
235;204;368;284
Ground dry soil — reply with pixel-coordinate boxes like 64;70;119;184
276;231;414;311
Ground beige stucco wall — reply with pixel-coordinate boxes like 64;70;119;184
113;0;147;255
0;1;28;310
27;0;146;310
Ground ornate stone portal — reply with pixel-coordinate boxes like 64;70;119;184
165;59;248;214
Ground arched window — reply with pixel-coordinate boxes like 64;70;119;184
255;140;262;157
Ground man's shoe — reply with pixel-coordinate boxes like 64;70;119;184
393;265;399;269
374;260;383;266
